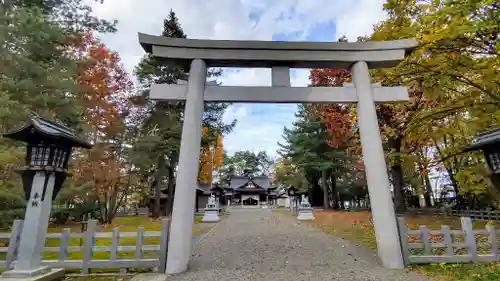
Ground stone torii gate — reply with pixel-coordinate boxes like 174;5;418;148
138;33;417;274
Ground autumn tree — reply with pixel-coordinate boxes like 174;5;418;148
366;0;500;209
307;47;357;209
71;31;133;224
198;129;224;184
272;157;309;191
0;0;115;226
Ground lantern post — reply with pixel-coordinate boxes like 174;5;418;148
1;114;92;280
287;186;297;213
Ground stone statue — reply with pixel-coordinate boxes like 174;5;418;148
208;193;216;205
203;193;220;223
301;194;308;204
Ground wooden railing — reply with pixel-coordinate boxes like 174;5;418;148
0;219;170;273
397;217;498;264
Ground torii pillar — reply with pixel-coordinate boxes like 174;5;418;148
351;61;403;269
166;59;206;274
138;33;417;273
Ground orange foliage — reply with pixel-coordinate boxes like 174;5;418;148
312;104;353;148
309;68;351;87
75;31;133;139
198;129;223;184
71;31;133;218
309;68;355;148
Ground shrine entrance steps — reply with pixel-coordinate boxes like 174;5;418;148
138;209;429;281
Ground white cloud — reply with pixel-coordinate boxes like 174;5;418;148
90;0;388;156
335;0;388;41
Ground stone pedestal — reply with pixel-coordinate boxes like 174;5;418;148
297;202;314;221
1;171;64;280
1;268;64;281
202;204;220;222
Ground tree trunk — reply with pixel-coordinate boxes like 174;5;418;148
152;156;165;218
321;169;329;209
388;137;406;214
165;164;176;216
165;152;178;216
433;136;460;195
424;171;434;207
329;174;338;210
107;192;116;225
152;176;162;218
445;167;460;195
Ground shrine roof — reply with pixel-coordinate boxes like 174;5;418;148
229;175;272;190
466;128;500;151
197;183;211;195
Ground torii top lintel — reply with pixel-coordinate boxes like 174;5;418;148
138;33;417;71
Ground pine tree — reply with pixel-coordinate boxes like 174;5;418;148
278;104;349;209
131;10;235;218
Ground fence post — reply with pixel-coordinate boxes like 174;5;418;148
486;224;498;260
5;220;23;270
81;220;97;274
460;217;477;261
441;225;453;257
158;218;170;273
135;227;144;260
396;217;409;265
109;227;127;274
420;225;432;255
59;228;70;261
110;227;119;261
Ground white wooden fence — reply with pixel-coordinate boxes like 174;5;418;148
0;219;170;273
397;217;499;264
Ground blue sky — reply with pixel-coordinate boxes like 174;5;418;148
90;0;388;157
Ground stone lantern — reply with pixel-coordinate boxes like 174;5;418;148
1;114;91;280
466;128;500;190
210;184;224;208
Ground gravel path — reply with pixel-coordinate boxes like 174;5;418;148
165;209;429;281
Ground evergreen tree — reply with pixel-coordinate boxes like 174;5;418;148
278;104;349;209
131;10;235;218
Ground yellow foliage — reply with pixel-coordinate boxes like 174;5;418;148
198;148;213;184
214;135;223;169
197;128;223;184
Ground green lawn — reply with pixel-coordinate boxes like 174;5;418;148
277;210;499;281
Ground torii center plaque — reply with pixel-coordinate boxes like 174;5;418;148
138;33;417;274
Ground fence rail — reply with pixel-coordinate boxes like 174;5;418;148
0;219;170;273
397;216;499;264
444;209;500;221
408;208;500;221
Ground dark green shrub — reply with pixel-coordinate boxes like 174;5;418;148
50;207;73;225
0;208;25;230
